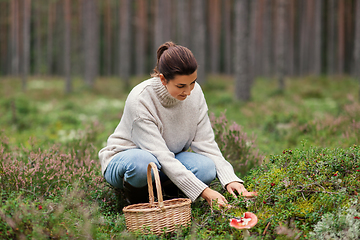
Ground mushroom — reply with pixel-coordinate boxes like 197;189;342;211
229;212;258;238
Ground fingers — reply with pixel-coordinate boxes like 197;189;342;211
227;187;237;198
214;195;229;208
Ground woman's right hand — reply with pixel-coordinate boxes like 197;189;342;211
200;187;228;208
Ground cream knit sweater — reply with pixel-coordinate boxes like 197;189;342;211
98;77;243;202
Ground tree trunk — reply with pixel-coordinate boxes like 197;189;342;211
11;0;20;75
193;0;206;84
354;0;360;100
47;1;56;75
249;0;258;80
314;0;322;75
135;0;147;76
262;0;273;77
208;0;221;74
64;0;72;93
338;0;345;75
223;0;232;75
163;0;172;42
34;2;43;75
288;0;295;76
177;0;190;48
234;0;250;101
154;0;165;55
104;0;112;76
299;0;310;76
276;0;286;91
119;0;131;88
0;1;9;75
327;0;336;75
22;0;31;91
83;0;99;88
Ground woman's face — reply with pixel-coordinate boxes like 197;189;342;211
160;71;197;101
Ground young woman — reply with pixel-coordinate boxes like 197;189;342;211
99;42;254;207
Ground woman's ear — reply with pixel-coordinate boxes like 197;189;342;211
159;74;167;86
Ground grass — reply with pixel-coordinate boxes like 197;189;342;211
0;74;359;239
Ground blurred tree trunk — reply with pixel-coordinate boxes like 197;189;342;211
223;0;232;75
72;1;82;76
34;2;43;75
314;0;322;75
327;0;336;75
22;0;31;91
119;0;131;88
208;0;221;74
288;0;295;76
104;0;112;76
154;0;165;55
135;0;147;76
262;0;273;77
234;0;250;101
11;0;20;75
338;0;345;75
47;1;56;75
254;0;264;77
83;0;99;88
276;0;286;91
0;2;9;75
163;0;172;42
193;0;206;84
299;0;309;76
249;0;258;80
345;1;354;74
355;0;360;101
64;0;72;93
177;0;190;48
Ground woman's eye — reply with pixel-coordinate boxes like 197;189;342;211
177;85;185;88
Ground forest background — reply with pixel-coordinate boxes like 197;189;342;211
1;0;360;239
1;0;360;97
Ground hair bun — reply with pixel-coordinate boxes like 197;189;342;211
157;41;176;62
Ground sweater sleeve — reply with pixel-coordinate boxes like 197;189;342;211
131;117;208;202
190;97;243;189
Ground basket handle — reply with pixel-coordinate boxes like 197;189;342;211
147;162;164;209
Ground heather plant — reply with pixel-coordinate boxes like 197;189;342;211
210;112;264;176
0;129;108;202
0;186;126;240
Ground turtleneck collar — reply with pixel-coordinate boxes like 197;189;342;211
151;77;181;107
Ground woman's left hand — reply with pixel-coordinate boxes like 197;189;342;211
226;182;257;198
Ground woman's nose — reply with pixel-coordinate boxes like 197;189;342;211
183;86;191;95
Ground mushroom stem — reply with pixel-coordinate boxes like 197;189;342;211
243;229;250;238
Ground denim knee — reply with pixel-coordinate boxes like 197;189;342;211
175;152;216;185
104;149;160;189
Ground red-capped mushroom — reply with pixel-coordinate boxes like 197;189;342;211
229;212;258;229
230;212;258;237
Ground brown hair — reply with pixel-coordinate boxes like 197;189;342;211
152;41;197;82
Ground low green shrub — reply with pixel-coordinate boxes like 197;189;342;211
184;144;360;239
241;144;360;238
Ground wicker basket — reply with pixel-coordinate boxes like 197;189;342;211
122;162;192;235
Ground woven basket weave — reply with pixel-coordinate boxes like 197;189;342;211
122;162;192;235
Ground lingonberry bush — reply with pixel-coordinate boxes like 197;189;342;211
188;144;360;239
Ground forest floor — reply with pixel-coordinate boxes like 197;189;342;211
0;75;359;239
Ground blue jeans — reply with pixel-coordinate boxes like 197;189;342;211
104;149;216;189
